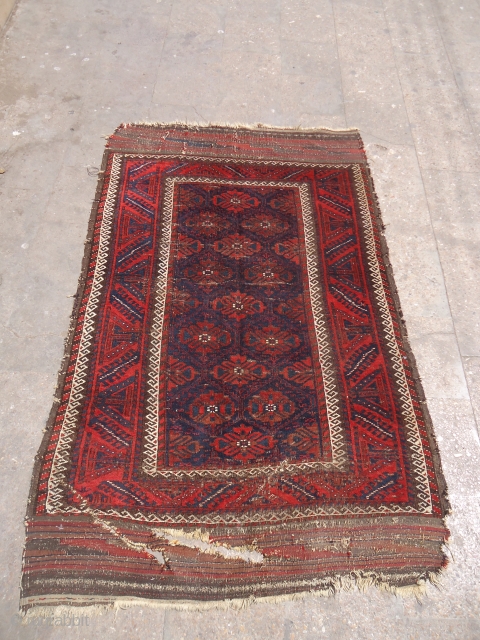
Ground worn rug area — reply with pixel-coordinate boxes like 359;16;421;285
21;124;449;614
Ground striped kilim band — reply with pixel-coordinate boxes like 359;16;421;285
21;124;449;613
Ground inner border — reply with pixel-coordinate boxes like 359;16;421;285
142;176;347;480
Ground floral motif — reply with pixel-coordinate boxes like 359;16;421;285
283;421;321;457
177;234;204;259
276;294;306;323
184;257;233;286
213;424;275;462
213;355;268;386
212;291;265;321
266;192;296;213
179;187;206;210
189;391;235;426
184;210;231;237
247;389;295;424
241;213;289;237
213;234;261;259
280;357;315;389
212;189;260;213
244;259;294;286
244;324;301;355
166;356;197;391
168;431;204;463
273;238;300;264
171;289;201;316
178;321;231;356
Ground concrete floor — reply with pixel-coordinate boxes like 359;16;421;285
0;0;16;32
0;0;479;637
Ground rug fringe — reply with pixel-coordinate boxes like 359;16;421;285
114;121;361;135
20;563;449;622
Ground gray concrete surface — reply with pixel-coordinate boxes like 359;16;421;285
0;0;479;638
0;0;16;30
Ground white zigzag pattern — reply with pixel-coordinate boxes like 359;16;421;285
352;165;431;513
51;500;425;525
298;183;346;468
124;153;350;169
142;176;347;479
46;155;123;513
143;175;175;476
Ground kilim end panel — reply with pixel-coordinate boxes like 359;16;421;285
21;124;449;613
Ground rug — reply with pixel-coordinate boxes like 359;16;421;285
21;124;449;615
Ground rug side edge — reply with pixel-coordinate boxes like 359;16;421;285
360;162;451;519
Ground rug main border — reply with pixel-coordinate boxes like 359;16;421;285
21;124;450;616
40;154;442;522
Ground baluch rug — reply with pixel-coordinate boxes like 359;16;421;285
21;124;449;615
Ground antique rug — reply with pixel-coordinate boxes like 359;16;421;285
21;124;449;615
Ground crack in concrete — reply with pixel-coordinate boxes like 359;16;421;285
0;323;59;340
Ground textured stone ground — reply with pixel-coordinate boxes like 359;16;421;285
0;0;479;637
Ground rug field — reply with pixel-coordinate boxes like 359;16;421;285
21;124;449;615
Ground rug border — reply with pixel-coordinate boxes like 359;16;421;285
24;147;115;522
359;161;450;518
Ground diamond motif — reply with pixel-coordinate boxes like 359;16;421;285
177;234;204;259
184;257;233;286
280;357;315;389
178;321;231;356
213;234;261;259
212;189;260;213
213;424;275;461
244;259;294;286
184;210;231;236
244;324;301;355
213;355;268;386
273;238;300;264
276;294;306;323
168;431;204;463
212;291;266;321
179;188;206;210
171;289;201;316
241;213;289;237
247;389;295;424
166;356;197;391
283;421;321;456
266;192;296;213
189;391;235;426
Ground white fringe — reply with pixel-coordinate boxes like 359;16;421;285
115;121;361;134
